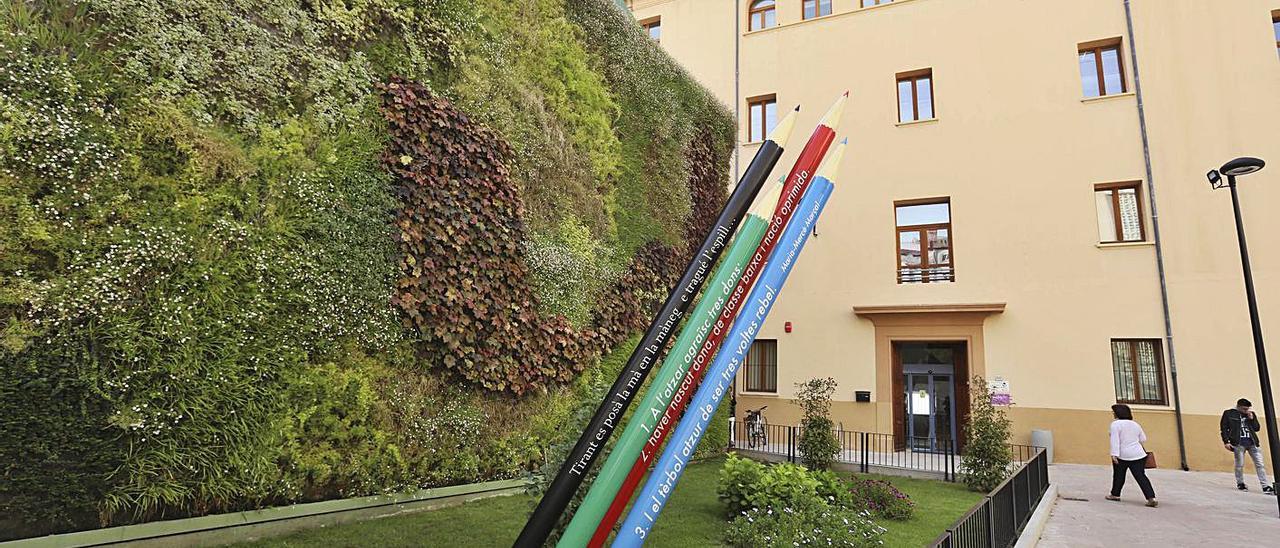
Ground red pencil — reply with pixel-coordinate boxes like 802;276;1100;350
587;92;849;547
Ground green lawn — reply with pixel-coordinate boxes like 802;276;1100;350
237;458;980;547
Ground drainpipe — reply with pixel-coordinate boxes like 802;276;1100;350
1123;0;1189;472
730;0;742;421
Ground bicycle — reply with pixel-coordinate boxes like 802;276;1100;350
744;405;768;449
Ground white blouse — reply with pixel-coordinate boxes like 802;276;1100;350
1110;419;1148;461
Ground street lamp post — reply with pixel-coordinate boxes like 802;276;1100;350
1208;157;1278;516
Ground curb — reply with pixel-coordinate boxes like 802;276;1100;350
2;478;528;548
1013;483;1059;548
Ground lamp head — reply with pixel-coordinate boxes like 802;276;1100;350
1220;157;1265;177
1207;169;1224;189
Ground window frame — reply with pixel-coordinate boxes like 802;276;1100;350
802;0;832;20
894;198;955;284
746;93;777;143
861;0;893;7
896;69;935;123
743;339;778;393
1094;182;1147;243
748;0;777;31
1078;39;1128;97
639;16;661;43
1111;338;1169;406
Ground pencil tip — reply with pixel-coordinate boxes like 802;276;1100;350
843;90;849;97
840;138;848;144
793;105;801;111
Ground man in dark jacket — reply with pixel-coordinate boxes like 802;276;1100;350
1222;398;1274;494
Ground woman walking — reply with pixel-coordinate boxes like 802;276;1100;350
1107;404;1158;507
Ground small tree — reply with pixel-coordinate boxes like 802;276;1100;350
796;377;840;470
959;376;1013;492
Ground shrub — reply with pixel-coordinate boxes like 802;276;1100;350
752;462;822;513
960;376;1014;492
717;453;767;515
848;477;915;521
813;469;855;508
796;377;840;470
725;499;886;548
718;455;822;516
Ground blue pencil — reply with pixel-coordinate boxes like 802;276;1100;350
613;139;849;547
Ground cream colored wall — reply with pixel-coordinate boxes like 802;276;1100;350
636;0;1280;467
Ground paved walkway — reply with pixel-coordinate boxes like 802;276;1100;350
1037;463;1280;547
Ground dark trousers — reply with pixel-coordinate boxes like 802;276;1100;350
1111;458;1156;499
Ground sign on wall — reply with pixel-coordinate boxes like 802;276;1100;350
988;376;1012;406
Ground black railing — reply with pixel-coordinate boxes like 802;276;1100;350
898;265;955;283
928;447;1051;548
730;422;960;481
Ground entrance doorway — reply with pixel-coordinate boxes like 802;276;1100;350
904;366;955;452
893;342;969;453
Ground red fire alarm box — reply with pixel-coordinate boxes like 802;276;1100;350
784;321;792;333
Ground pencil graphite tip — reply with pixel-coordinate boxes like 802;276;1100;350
748;180;784;218
817;92;848;132
815;139;848;182
766;106;800;146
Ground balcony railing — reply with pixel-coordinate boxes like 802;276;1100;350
898;266;955;283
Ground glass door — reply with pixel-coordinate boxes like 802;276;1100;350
903;372;956;452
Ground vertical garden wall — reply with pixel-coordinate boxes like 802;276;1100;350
0;0;733;539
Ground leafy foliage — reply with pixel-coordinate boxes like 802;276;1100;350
717;454;768;516
0;0;733;538
848;478;915;521
717;457;901;546
725;501;886;548
797;377;840;470
960;376;1014;492
717;455;821;516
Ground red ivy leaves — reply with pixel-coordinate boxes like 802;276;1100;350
379;78;724;395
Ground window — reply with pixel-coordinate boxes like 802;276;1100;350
640;17;660;42
749;0;777;31
1111;339;1167;405
744;340;777;393
747;94;777;143
803;0;832;20
896;69;934;123
1273;10;1279;58
1094;183;1146;243
861;0;893;7
895;200;953;283
1079;39;1126;97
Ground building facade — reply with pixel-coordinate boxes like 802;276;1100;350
628;0;1280;472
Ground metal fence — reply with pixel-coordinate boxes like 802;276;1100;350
928;447;1051;548
730;421;1043;483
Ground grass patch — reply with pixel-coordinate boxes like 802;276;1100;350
856;473;984;547
237;458;981;547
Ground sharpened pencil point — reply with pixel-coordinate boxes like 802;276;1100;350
766;106;800;146
815;139;848;182
817;93;848;132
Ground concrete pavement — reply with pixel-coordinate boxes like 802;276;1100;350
1036;463;1280;547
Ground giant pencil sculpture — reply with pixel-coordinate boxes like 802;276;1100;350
514;107;800;547
579;94;847;547
615;139;848;547
557;180;785;547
